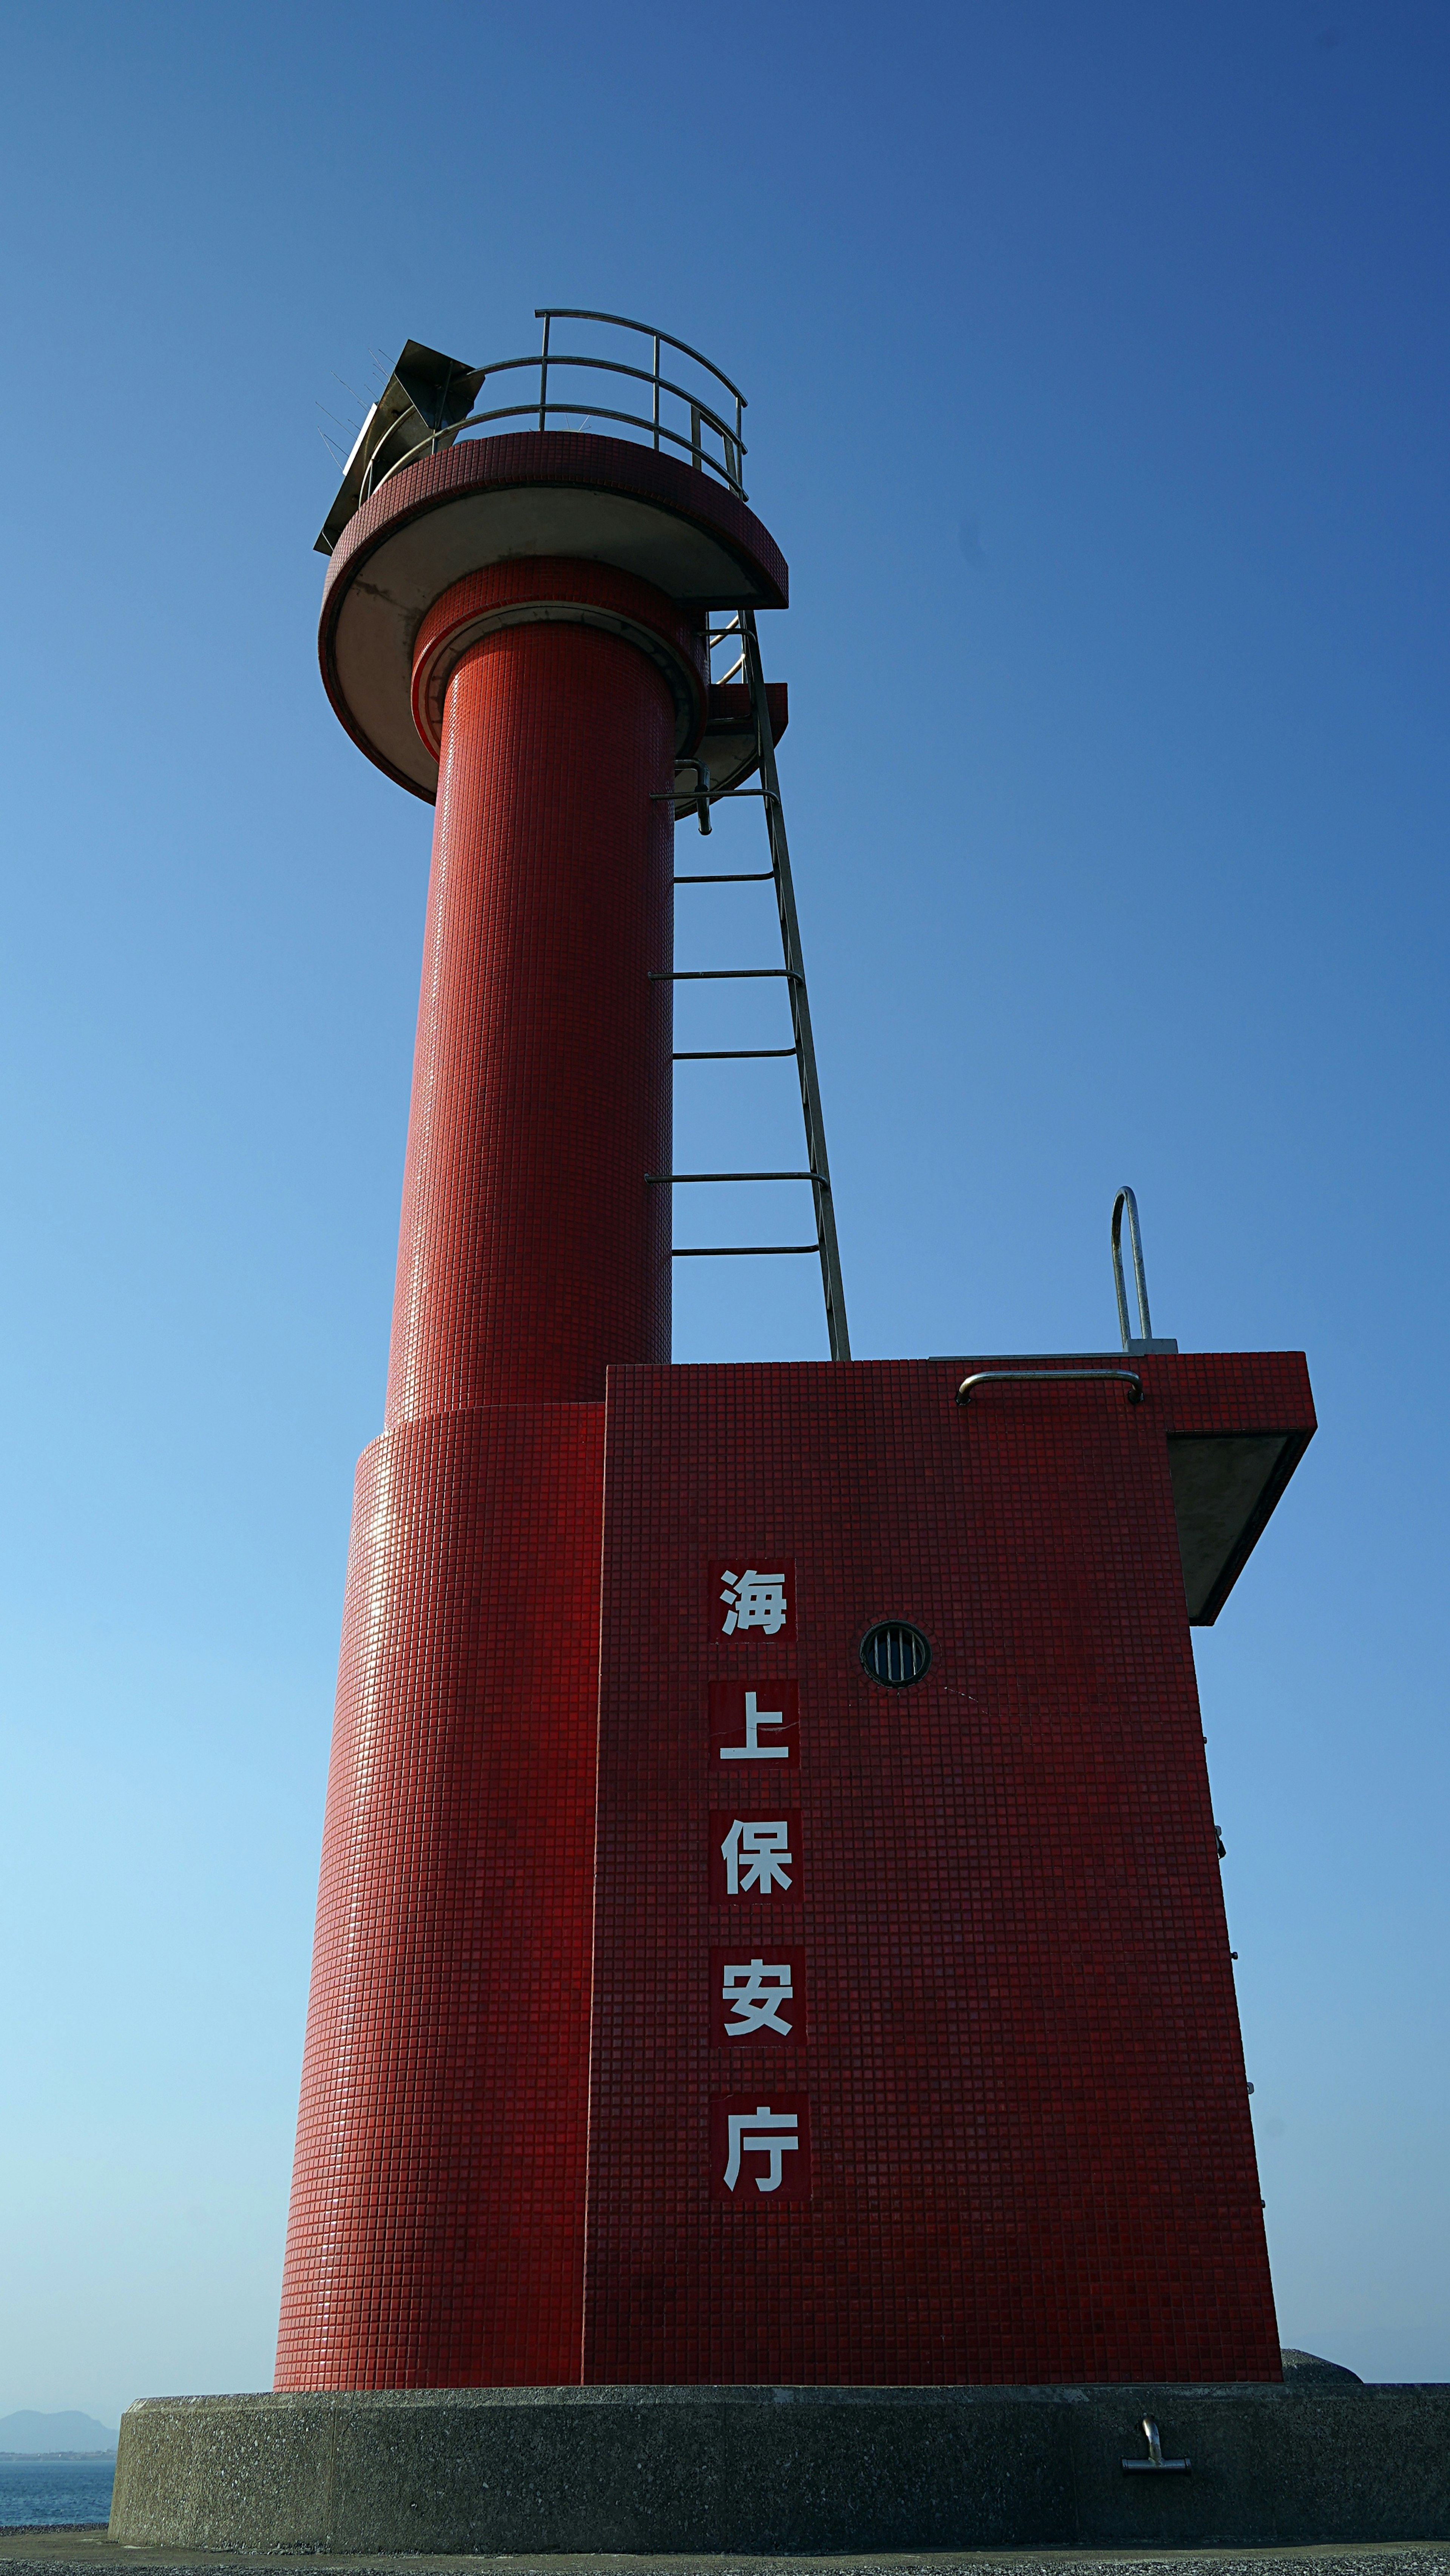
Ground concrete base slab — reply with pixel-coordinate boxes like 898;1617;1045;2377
102;2387;1450;2557
4;2538;1450;2576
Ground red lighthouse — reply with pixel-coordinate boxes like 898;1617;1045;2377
276;312;1312;2394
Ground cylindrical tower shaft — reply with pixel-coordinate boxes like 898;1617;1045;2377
278;412;787;2393
273;1403;605;2389
387;596;678;1418
275;556;696;2388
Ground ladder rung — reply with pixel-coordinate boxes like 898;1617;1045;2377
673;1047;797;1060
651;788;776;804
673;1243;822;1257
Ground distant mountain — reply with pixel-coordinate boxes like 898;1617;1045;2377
0;2411;117;2455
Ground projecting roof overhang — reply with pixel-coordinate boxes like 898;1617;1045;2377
318;430;789;802
940;1349;1316;1625
1165;1430;1308;1624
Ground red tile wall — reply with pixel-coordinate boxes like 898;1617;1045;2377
585;1356;1304;2384
384;607;677;1420
297;452;1307;2393
278;565;685;2389
275;1402;602;2388
293;488;1310;2392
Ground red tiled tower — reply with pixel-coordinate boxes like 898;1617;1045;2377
277;324;1310;2394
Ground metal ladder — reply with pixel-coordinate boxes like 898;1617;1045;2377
649;610;851;1361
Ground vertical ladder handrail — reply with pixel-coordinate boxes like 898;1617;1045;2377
1111;1184;1154;1350
740;611;852;1362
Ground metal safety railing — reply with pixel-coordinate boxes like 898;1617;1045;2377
354;310;748;514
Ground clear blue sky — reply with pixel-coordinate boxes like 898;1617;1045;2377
1;1;1445;2424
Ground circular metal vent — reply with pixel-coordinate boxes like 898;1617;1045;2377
860;1621;931;1688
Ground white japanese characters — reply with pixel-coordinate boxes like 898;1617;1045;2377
707;1558;810;2201
720;1957;795;2038
719;1567;789;1636
723;2103;799;2194
720;1817;792;1897
710;1679;798;1767
719;1689;788;1760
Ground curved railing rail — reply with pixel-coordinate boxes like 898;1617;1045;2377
356;309;748;516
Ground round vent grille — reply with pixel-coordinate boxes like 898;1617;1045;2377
860;1621;931;1688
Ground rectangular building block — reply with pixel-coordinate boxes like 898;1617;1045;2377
584;1353;1313;2385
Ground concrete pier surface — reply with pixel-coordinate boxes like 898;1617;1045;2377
1;2534;1447;2576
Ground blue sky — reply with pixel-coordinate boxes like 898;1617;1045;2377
0;1;1445;2422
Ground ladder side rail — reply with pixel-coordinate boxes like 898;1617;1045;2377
740;612;852;1362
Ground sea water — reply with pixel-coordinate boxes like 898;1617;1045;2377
0;2458;114;2527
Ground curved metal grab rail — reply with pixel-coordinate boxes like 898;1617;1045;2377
956;1367;1144;1408
1111;1185;1154;1350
